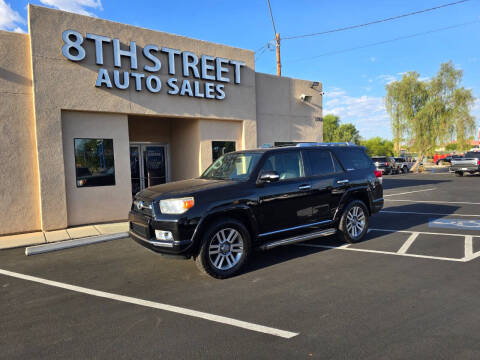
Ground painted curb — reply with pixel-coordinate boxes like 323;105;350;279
25;232;129;256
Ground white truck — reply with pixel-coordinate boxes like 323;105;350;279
450;152;480;176
393;157;413;174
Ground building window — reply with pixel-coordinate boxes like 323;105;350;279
212;141;236;161
74;138;115;187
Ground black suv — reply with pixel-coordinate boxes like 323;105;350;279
129;143;384;278
371;156;396;175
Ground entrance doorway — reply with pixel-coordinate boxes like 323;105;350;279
130;143;169;196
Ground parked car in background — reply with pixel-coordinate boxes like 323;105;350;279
393;157;412;173
372;156;396;175
129;143;384;278
435;155;463;166
450;152;480;176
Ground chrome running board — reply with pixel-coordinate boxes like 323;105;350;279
259;228;337;251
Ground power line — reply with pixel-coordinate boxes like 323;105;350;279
282;0;472;40
287;20;479;63
267;0;277;36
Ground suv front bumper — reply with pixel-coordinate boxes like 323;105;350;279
128;210;197;257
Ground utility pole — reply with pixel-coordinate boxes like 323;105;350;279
267;0;280;76
275;33;281;76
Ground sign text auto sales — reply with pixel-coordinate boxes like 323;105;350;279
61;30;245;100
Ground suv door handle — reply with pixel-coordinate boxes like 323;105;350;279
337;179;349;184
298;184;312;190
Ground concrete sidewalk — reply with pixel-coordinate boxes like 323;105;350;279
0;222;129;250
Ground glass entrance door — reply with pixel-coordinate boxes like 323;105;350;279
130;144;169;196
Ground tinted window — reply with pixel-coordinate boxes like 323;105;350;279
305;150;335;176
372;157;387;162
212;141;236;161
261;151;304;180
331;154;344;172
465;152;480;158
202;152;262;180
74;138;115;187
335;148;372;171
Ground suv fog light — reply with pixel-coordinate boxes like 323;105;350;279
155;230;173;241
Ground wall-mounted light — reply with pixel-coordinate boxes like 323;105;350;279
300;94;312;103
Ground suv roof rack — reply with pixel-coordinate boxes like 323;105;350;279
295;142;355;147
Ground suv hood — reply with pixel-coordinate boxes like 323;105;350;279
136;178;232;200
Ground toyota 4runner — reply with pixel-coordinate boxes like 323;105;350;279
129;143;384;278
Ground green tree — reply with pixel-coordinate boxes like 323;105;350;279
445;143;458;151
337;123;361;144
360;137;394;157
323;114;340;142
385;61;476;170
322;114;360;144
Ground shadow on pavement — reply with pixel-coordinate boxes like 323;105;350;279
241;203;460;275
382;176;451;190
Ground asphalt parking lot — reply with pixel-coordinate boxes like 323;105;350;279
2;171;480;359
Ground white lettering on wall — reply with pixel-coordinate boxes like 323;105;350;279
61;29;246;100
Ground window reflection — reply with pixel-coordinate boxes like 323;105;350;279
74;138;115;187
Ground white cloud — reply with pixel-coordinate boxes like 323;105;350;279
12;26;25;33
377;74;397;84
39;0;103;16
0;0;26;32
323;87;391;139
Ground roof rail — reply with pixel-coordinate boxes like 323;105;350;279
295;142;354;147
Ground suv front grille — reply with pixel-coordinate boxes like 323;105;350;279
140;201;153;217
130;222;151;239
133;199;154;217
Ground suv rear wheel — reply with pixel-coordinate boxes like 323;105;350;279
337;200;369;243
195;218;251;279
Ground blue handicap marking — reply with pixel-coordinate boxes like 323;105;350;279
429;218;480;230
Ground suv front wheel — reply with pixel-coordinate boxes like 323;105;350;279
195;218;251;279
337;200;369;243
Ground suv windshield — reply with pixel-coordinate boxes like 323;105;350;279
201;152;262;180
372;157;387;162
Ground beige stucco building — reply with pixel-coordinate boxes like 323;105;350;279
0;5;323;237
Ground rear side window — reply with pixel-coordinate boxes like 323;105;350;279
305;150;335;176
335;148;372;171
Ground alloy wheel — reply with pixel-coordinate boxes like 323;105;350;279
346;206;366;239
208;228;244;270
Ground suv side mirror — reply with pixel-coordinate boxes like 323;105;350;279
259;171;280;183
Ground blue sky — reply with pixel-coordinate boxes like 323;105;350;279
1;0;479;139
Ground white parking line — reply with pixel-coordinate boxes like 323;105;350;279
385;199;480;205
369;228;478;238
0;269;298;339
465;236;473;259
384;188;436;197
380;210;480;217
298;228;480;263
397;232;419;254
296;243;465;262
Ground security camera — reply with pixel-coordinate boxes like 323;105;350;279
300;94;312;103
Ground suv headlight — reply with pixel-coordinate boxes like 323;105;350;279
159;197;195;214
